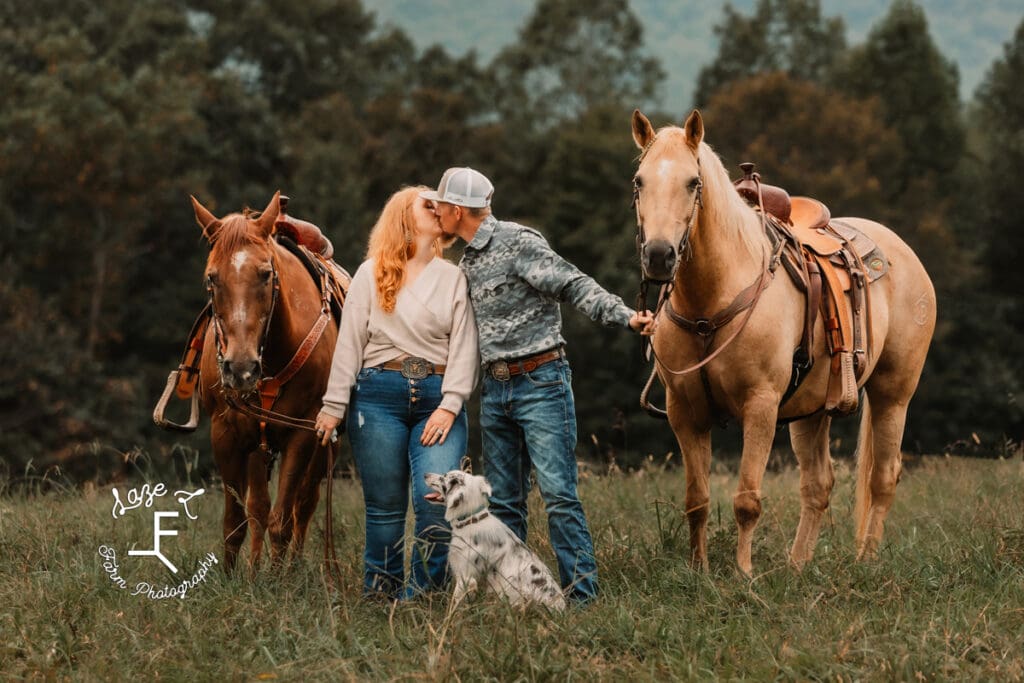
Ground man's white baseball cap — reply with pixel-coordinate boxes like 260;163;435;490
420;167;494;208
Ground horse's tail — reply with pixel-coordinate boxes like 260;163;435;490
853;392;873;542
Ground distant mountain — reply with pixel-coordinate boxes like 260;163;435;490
367;0;1022;115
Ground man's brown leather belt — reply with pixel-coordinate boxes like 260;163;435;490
487;347;564;381
380;357;445;379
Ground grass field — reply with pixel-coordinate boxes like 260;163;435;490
1;454;1022;681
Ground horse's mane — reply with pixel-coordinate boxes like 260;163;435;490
696;141;766;264
208;210;269;259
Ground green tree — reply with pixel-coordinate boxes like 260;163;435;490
694;0;847;107
193;0;380;111
491;0;664;130
700;72;900;219
0;0;214;470
831;0;964;197
974;18;1024;321
959;17;1024;442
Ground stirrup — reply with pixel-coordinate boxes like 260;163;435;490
825;352;858;416
153;369;201;432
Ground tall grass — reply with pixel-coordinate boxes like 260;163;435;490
1;455;1022;681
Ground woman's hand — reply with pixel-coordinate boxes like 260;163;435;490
314;410;343;447
420;408;456;446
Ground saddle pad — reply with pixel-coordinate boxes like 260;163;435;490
829;220;889;284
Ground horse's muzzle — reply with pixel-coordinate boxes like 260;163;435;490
642;239;677;282
220;358;262;391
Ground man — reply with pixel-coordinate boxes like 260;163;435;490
422;167;654;604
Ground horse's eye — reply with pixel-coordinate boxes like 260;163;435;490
633;176;643;189
205;273;217;289
258;268;273;282
687;177;701;191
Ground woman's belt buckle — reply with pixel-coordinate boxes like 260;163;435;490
401;357;431;380
489;360;511;381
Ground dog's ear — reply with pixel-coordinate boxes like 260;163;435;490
482;478;492;499
460;455;473;473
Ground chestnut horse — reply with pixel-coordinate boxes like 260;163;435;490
631;109;936;574
192;192;338;571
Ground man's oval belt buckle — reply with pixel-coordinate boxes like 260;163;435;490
401;357;431;380
490;360;511;381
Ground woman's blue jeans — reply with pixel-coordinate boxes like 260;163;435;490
480;357;598;603
346;366;467;598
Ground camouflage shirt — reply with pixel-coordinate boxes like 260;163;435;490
459;215;634;364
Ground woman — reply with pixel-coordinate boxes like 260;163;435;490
314;186;478;599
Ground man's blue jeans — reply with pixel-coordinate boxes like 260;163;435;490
480;357;598;602
347;366;467;599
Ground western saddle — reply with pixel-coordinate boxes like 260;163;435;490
733;163;888;416
153;196;350;431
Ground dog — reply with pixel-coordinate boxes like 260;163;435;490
424;470;566;611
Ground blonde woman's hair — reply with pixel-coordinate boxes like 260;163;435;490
367;186;442;313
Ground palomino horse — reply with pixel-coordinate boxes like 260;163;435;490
631;109;936;574
191;192;338;571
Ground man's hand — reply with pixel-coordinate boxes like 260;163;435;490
629;310;657;336
314;410;343;446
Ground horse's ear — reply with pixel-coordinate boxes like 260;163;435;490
684;109;704;150
255;190;281;239
191;195;221;243
632;109;656;151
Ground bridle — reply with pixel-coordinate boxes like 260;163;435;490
206;240;334;436
207;253;280;384
632;153;704;287
632;144;704;354
632;139;777;420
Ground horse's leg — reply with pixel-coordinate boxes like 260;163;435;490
788;413;834;569
267;440;309;564
246;451;271;571
291;438;328;559
667;396;712;570
211;424;249;573
734;396;779;576
682;428;713;571
854;387;909;560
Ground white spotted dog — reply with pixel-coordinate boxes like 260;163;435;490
424;470;566;611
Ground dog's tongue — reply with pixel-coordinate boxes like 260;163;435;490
424;492;443;503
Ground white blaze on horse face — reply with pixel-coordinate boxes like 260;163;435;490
231;250;248;274
657;158;678;180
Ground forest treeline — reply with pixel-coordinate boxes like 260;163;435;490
1;0;1021;480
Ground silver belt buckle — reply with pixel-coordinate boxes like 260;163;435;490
401;357;430;380
490;360;511;381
